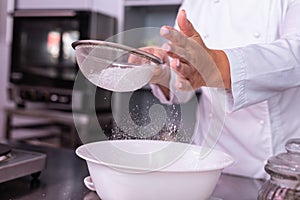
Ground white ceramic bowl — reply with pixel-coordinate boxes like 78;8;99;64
76;140;234;200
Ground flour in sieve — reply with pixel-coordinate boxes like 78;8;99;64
87;65;156;92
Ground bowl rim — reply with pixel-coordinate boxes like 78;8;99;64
75;140;234;173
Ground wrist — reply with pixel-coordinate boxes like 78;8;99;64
208;49;231;89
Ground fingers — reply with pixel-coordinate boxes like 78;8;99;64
175;76;193;91
142;46;170;65
128;46;168;65
160;26;189;48
177;9;205;46
161;43;191;64
170;58;189;78
160;25;204;64
177;9;197;37
161;10;206;50
128;53;146;65
161;42;195;81
138;46;166;62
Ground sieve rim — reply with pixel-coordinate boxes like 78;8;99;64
72;40;164;65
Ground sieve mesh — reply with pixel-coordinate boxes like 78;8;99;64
72;40;163;92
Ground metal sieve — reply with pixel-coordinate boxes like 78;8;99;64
72;40;164;92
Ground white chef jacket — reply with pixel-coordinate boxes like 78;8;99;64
151;0;300;179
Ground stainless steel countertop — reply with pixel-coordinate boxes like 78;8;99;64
0;142;265;200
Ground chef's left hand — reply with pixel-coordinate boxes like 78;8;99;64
160;9;231;90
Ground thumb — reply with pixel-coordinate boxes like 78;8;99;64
177;9;206;47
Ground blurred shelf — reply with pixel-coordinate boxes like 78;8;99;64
124;0;183;6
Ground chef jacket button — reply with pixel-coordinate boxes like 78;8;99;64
259;120;265;125
253;32;261;38
214;0;220;3
209;113;213;118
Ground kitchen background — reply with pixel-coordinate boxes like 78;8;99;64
0;2;281;199
0;0;200;148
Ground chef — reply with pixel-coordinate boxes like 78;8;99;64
149;0;300;179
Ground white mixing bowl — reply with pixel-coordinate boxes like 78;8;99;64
76;140;234;200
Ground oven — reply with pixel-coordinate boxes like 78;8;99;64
9;9;116;112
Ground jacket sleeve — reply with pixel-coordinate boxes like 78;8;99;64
224;0;300;111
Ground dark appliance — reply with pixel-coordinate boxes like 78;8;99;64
9;10;116;112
